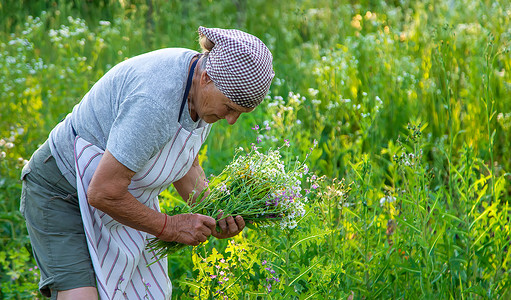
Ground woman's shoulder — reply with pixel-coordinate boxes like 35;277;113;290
114;48;197;84
125;48;199;64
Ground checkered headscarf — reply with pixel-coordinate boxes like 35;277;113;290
198;26;275;108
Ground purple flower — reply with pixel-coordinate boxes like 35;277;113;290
284;139;290;147
312;183;319;189
262;260;267;265
210;275;217;279
256;136;262;143
142;278;149;287
252;125;260;130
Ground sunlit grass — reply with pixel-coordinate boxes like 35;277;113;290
0;0;510;298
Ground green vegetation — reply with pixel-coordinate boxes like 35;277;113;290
1;0;510;298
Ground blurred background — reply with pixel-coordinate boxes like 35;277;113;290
0;0;510;298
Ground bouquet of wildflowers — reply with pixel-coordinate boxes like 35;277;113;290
147;143;314;258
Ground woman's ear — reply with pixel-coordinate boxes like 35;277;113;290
200;70;213;85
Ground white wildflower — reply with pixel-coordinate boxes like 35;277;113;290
379;195;396;206
308;88;319;97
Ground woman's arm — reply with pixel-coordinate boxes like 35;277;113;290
87;149;217;245
172;155;208;205
87;150;244;243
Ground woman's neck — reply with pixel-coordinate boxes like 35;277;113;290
187;56;200;122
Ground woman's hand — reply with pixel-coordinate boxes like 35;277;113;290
212;211;246;239
160;212;245;245
162;213;217;246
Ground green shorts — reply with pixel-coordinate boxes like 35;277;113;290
20;141;96;299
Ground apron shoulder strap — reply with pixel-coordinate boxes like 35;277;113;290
178;55;201;123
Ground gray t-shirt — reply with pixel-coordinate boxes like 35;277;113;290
49;48;208;187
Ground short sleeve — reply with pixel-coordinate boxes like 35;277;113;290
107;95;174;172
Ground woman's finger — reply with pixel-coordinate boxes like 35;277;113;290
225;216;238;233
218;218;228;233
234;215;246;230
197;232;208;243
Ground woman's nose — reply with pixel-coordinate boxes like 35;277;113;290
226;112;241;125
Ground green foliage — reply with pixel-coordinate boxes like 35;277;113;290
0;0;510;299
0;242;40;299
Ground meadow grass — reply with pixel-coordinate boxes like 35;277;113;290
0;0;510;298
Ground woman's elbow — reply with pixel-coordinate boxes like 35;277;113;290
87;181;128;212
86;185;102;209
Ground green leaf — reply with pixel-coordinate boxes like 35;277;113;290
396;215;420;233
290;230;333;249
245;222;257;230
289;261;319;286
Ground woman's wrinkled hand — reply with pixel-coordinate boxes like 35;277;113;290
212;210;246;239
163;213;216;246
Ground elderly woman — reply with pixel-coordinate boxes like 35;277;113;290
20;26;274;299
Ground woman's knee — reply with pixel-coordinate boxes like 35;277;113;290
57;286;98;300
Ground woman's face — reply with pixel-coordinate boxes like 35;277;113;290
191;69;254;125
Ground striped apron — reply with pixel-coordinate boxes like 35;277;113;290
73;57;211;299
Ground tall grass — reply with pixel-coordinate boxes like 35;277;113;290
0;0;510;298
